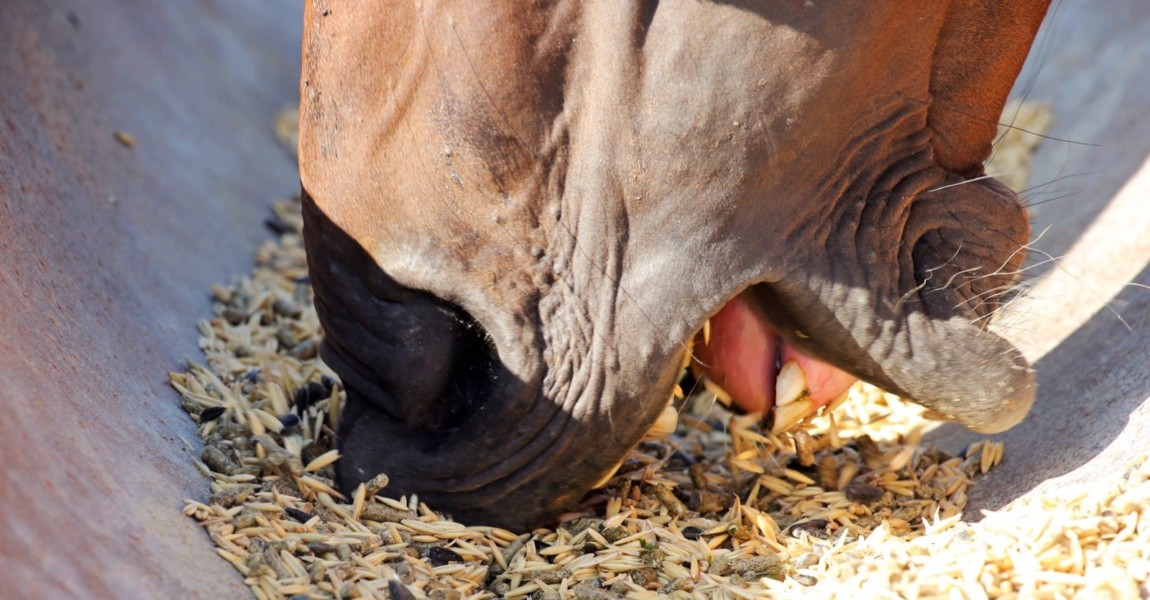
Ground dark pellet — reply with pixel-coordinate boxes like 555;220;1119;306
285;507;315;523
290;339;318;360
294;381;329;413
427;546;463;567
199;406;226;423
279;413;301;432
222;308;247;325
845;479;886;504
307;542;336;555
681;526;704;541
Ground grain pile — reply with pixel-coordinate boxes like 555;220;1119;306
170;199;1148;599
986;99;1055;195
167;104;1149;598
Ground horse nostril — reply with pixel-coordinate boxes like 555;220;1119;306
910;230;955;315
428;303;500;431
317;297;500;434
910;228;1010;325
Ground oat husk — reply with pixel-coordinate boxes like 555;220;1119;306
167;104;1149;598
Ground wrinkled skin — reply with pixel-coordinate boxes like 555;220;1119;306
299;0;1050;529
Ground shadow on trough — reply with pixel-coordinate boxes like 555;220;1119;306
926;255;1150;519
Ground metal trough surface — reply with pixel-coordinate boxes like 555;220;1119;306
1;0;1148;597
1;1;300;596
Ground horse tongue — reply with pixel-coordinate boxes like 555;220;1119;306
694;291;858;417
693;293;780;413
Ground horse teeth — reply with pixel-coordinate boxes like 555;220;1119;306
771;397;815;434
643;403;679;441
775;360;807;407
